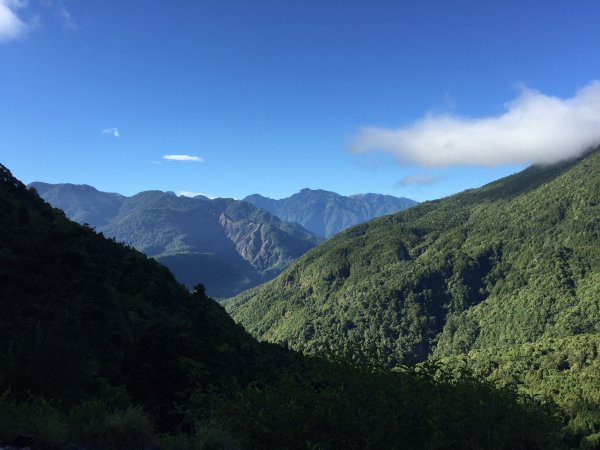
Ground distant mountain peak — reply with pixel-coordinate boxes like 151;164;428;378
298;187;337;195
244;189;417;238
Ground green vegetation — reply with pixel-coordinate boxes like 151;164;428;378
0;164;286;444
0;363;562;449
244;188;417;238
227;148;600;445
441;334;600;446
1;163;564;447
31;183;321;297
226;359;561;450
0;395;156;450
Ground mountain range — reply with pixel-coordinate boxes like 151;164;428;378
226;147;600;442
30;183;416;297
0;162;558;448
244;188;417;238
6;147;598;445
30;183;322;298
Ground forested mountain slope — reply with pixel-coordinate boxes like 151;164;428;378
228;148;600;443
0;163;288;436
0;163;561;448
244;188;417;238
227;148;600;365
31;183;321;297
440;333;600;447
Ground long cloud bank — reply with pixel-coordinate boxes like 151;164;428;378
351;81;600;167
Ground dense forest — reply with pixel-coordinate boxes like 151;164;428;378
0;163;566;448
227;147;600;446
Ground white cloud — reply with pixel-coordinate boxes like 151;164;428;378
0;0;29;43
395;175;441;188
102;127;120;138
0;0;76;44
351;81;600;167
162;154;204;162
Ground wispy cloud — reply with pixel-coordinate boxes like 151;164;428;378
162;154;204;162
395;175;441;188
55;4;76;30
102;127;120;138
179;191;213;198
0;0;29;43
351;81;600;167
40;0;76;30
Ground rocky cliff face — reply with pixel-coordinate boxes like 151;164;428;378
220;213;278;272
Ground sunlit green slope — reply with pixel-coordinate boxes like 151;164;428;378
227;147;600;366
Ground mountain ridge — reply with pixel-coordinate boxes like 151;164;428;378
243;188;417;238
226;147;600;441
227;148;600;362
30;182;321;297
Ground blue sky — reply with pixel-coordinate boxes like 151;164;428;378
2;1;600;202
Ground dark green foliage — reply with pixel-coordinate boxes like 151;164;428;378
0;394;155;449
1;164;286;422
30;182;321;298
227;359;561;450
244;188;417;238
1;163;565;448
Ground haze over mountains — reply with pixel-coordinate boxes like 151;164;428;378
31;183;415;298
244;189;417;238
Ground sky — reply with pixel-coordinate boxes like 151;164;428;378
2;0;600;202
